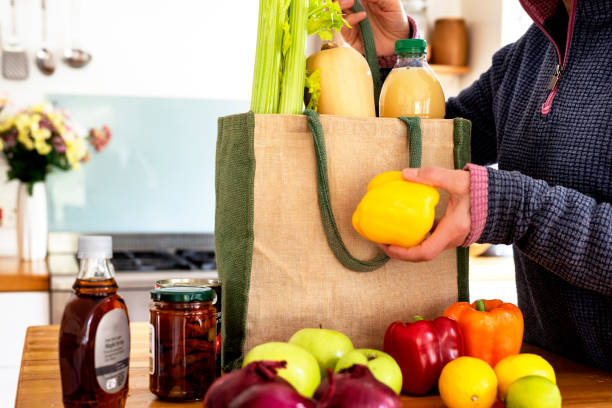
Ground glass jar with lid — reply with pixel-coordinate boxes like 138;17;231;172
379;38;446;119
149;286;216;401
155;278;222;377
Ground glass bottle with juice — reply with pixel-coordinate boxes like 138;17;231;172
59;236;130;408
379;39;446;119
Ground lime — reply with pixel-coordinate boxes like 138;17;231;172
505;375;561;408
494;353;556;400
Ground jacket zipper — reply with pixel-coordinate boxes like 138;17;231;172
542;64;563;115
519;0;577;115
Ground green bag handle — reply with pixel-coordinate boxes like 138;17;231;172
353;0;382;114
303;109;422;272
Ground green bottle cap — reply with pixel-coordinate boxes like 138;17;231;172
395;39;427;55
150;286;215;302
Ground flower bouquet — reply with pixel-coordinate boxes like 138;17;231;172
0;102;111;193
0;100;111;259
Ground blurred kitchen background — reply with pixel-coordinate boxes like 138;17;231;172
0;0;530;405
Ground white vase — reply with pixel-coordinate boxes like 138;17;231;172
17;182;48;261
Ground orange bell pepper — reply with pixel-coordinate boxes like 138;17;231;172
443;299;524;367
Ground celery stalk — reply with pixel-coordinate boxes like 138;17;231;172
278;0;349;114
278;0;308;114
251;0;349;114
251;0;290;114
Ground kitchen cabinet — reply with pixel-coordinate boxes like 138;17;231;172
0;292;49;408
0;257;50;406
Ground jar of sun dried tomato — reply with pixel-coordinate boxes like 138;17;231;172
149;286;216;401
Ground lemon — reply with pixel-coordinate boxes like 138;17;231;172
505;375;561;408
439;356;498;408
494;353;556;400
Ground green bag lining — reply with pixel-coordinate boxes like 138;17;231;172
453;117;472;302
215;112;256;371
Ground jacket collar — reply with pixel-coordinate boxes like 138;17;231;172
520;0;612;24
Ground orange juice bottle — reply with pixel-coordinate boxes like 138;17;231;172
379;39;446;119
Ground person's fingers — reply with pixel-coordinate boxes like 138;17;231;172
402;167;468;194
432;217;440;230
381;209;470;262
344;11;367;26
338;0;355;10
361;0;401;12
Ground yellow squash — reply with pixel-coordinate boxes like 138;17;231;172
352;171;439;248
306;34;376;117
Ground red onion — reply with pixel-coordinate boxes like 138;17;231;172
228;383;316;408
315;365;402;408
203;361;294;408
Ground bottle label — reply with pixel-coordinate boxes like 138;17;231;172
148;323;155;375
94;308;130;393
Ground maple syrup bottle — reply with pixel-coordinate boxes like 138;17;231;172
59;236;130;408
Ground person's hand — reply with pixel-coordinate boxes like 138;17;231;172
379;167;471;262
338;0;410;56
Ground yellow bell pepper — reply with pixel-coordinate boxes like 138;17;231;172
352;171;440;248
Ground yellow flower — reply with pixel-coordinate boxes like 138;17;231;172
34;138;52;155
0;139;3;151
30;113;42;125
12;113;34;150
0;117;14;133
30;103;51;114
47;112;65;133
65;137;86;169
16;129;33;151
15;112;32;128
31;126;51;140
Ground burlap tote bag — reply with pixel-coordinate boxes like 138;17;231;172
216;2;471;370
216;109;471;370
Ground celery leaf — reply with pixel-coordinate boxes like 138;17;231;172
308;0;350;40
305;68;322;111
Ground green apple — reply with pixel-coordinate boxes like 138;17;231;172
288;328;354;378
242;341;321;397
334;348;403;395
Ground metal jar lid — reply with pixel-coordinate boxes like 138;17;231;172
150;286;215;302
155;278;220;288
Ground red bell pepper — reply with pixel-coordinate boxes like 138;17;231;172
383;316;463;395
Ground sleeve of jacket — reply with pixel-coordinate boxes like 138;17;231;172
446;43;516;166
480;167;612;296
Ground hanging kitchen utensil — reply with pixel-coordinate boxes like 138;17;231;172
2;0;29;80
63;0;91;68
35;0;55;75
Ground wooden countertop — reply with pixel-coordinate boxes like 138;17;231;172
17;322;612;407
0;257;49;292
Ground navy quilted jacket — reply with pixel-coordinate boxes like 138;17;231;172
446;0;612;370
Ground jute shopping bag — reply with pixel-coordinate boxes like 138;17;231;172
216;110;471;370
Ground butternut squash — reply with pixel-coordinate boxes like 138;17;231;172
306;34;376;117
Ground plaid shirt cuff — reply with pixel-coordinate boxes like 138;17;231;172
462;163;489;246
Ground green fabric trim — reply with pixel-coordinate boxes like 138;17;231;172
215;111;256;371
398;116;422;168
353;0;382;114
304;109;389;271
452;118;472;302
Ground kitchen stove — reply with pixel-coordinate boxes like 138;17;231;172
112;250;216;272
49;233;218;324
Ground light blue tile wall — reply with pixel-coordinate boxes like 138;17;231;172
46;94;249;233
